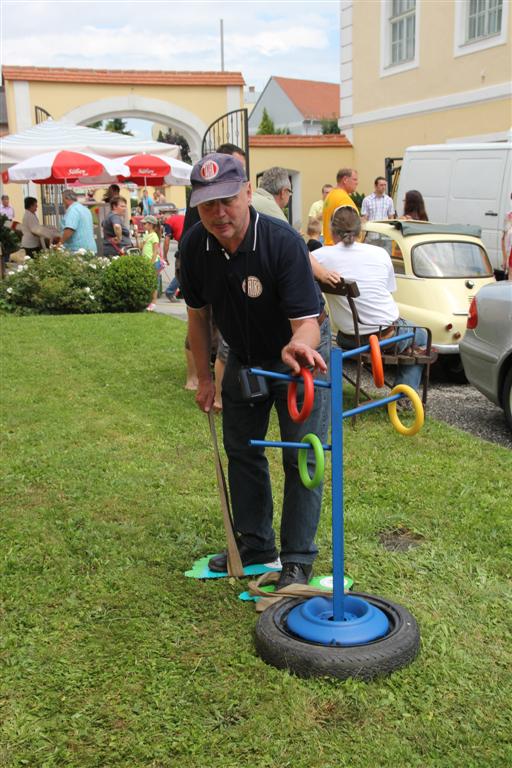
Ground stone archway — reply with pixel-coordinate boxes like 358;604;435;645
62;95;206;161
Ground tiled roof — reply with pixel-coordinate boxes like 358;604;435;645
249;134;351;148
1;66;245;86
273;77;339;120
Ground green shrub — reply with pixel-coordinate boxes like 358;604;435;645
0;249;104;315
101;253;156;312
0;213;22;258
0;249;157;315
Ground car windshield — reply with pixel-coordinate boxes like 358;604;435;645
411;241;493;278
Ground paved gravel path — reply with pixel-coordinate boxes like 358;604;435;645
427;372;511;450
348;361;512;450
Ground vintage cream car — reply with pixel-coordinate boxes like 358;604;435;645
363;221;496;375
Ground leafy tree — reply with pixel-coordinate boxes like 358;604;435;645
350;192;365;212
275;127;291;135
87;118;132;135
257;108;275;135
104;118;133;136
321;118;341;135
157;129;192;164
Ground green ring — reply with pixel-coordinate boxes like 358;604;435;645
298;433;325;490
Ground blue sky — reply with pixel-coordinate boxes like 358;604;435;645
1;0;340;137
1;1;340;91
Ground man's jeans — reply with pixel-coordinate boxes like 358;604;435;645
391;318;427;390
221;318;331;565
340;317;427;391
165;275;179;298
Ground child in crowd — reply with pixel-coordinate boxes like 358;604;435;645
306;219;323;252
138;215;163;311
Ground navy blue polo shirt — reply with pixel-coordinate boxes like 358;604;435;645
179;207;320;364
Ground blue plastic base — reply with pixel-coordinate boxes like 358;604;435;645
286;595;389;646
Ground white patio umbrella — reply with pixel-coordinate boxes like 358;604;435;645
2;149;130;184
116;153;192;187
0;118;182;170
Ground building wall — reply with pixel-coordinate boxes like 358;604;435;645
354;98;511;197
5;81;243;132
5;80;243;161
353;0;510;113
341;0;512;195
250;142;354;228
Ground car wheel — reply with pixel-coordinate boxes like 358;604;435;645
440;354;467;383
254;593;420;681
502;366;512;431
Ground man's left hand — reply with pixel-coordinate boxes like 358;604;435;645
281;340;327;375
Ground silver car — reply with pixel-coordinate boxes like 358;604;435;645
459;281;512;430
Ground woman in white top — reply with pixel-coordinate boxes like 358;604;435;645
312;205;399;336
21;197;60;256
312;205;428;391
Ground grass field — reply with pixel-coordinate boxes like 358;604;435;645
1;313;511;768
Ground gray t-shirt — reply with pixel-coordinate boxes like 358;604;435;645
103;213;131;255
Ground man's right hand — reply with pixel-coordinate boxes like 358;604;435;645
195;378;216;413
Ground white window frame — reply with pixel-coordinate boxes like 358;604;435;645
380;0;420;78
454;0;508;58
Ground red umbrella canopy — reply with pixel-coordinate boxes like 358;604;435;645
117;153;172;185
39;150;105;182
3;149;129;184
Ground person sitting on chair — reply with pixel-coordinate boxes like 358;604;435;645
312;205;428;392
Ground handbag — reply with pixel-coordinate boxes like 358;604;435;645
108;237;125;256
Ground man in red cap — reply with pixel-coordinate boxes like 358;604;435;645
179;153;330;589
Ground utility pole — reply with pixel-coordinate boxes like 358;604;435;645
220;19;224;71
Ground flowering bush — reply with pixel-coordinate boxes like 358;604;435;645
0;248;105;314
0;248;155;315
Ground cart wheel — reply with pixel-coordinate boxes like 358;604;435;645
255;592;420;681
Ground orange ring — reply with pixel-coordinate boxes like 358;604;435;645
287;367;315;423
369;334;385;388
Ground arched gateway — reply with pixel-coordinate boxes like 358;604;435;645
2;66;246;163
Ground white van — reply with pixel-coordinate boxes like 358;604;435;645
396;142;511;268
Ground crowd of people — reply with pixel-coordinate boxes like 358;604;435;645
0;183;187;310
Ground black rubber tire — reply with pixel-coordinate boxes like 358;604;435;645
502;365;512;431
440;354;467;383
254;592;420;681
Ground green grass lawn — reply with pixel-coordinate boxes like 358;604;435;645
1;314;511;768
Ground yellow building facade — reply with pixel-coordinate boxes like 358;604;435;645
340;0;511;194
249;135;353;229
1;67;246;215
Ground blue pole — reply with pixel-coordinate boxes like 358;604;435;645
330;347;345;622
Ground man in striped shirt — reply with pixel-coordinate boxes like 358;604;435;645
361;177;396;222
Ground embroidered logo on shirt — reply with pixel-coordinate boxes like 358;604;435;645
242;276;263;298
200;160;219;180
